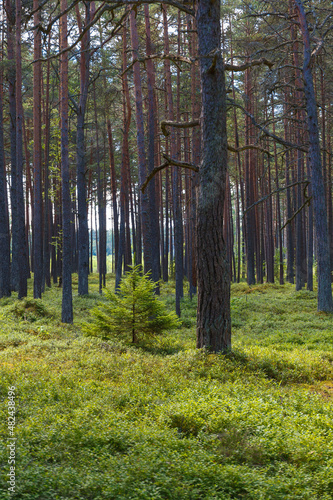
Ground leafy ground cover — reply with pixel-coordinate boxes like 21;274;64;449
0;277;333;499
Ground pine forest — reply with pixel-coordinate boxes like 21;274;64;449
1;0;333;498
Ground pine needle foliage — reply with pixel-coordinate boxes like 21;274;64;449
84;264;181;343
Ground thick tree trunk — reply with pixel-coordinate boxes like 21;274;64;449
196;0;231;352
295;0;333;311
60;0;73;322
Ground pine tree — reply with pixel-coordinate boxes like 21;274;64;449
84;264;180;344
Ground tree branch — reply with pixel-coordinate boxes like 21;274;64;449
280;182;312;230
243;181;310;216
227;144;272;156
141;154;198;193
224;57;274;72
227;98;308;153
121;53;192;76
161;119;200;137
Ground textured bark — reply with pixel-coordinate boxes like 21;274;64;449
76;2;91;296
116;23;131;290
295;0;333;310
107;119;119;272
16;0;27;299
188;14;199;295
306;156;313;291
60;0;73;322
6;0;18;291
33;0;43;298
0;57;11;297
163;5;183;315
196;0;231;352
93;83;106;294
130;9;151;273
43;33;51;289
284;90;294;284
271;96;284;284
144;5;160;291
23;115;31;278
244;62;256;285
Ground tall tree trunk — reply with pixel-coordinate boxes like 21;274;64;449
6;0;18;292
93;83;106;294
116;22;131;290
60;0;73;322
244;62;256;285
43;33;51;289
129;9;151;273
76;1;91;296
196;0;231;351
0;49;11;297
107;119;119;272
271;95;284;284
33;0;43;298
144;5;160;291
295;0;333;311
163;5;183;315
16;0;27;299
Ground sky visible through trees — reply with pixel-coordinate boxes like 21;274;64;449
0;0;333;350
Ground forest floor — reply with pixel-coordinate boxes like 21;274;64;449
0;276;333;499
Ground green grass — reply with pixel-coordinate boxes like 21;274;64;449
1;277;333;499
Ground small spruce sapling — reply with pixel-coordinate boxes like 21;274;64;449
84;264;180;343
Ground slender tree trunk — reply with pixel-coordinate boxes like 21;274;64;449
93;83;106;294
144;5;160;291
0;49;11;297
244;62;255;285
163;5;183;315
271;95;284;284
76;1;91;296
116;22;131;290
16;0;27;299
6;0;18;292
43;33;51;289
307;155;313;290
60;0;73;322
33;0;43;298
130;9;151;273
107;119;119;271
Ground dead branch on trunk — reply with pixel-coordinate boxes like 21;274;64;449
243;181;310;216
122;53;192;76
225;57;274;72
228;98;309;153
228;144;272;156
141;154;198;193
161;119;200;137
280;182;311;230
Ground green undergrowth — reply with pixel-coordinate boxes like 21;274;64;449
0;277;333;499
